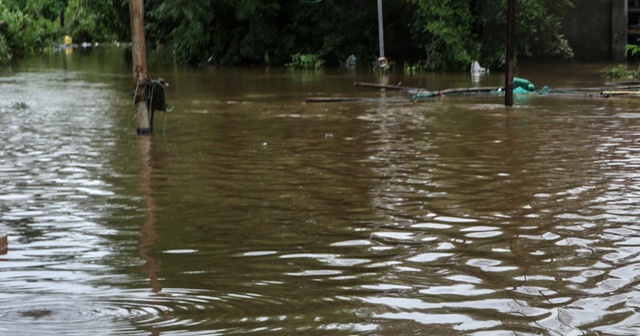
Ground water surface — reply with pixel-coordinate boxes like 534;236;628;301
1;49;640;335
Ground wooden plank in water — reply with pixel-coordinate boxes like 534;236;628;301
438;87;503;95
601;90;640;97
544;92;602;98
305;97;379;103
354;82;423;92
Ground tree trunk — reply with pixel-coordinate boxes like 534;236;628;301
130;0;151;134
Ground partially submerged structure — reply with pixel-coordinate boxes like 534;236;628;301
563;0;629;61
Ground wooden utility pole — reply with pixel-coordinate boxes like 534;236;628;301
505;0;517;106
130;0;151;134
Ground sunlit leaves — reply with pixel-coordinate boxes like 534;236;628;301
0;0;60;57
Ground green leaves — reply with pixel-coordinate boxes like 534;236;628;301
409;0;479;70
64;0;129;42
0;0;60;58
627;44;640;58
141;0;380;66
409;0;574;70
0;0;576;71
285;53;325;70
0;34;11;64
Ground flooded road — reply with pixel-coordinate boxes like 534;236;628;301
2;48;640;335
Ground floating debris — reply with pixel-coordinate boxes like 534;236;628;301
11;102;27;109
307;78;640;103
20;309;53;319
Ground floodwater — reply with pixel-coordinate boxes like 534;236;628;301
1;48;640;336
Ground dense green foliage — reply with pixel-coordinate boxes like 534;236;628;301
144;0;380;66
64;0;129;43
0;0;129;63
285;53;325;70
0;34;11;64
409;0;574;70
1;0;575;70
0;0;62;61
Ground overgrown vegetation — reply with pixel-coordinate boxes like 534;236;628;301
603;45;640;80
1;0;576;70
63;0;129;43
604;64;640;80
0;0;62;61
0;0;129;64
0;34;11;63
285;53;325;71
403;62;427;75
409;0;574;70
144;0;377;66
627;44;640;58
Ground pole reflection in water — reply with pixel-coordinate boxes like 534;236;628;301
136;136;162;293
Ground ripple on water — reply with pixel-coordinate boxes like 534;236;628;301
0;287;314;335
280;253;371;267
9;62;640;335
0;292;169;336
407;253;454;263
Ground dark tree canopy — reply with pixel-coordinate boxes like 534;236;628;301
0;0;574;70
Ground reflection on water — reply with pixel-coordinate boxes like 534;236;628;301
2;49;640;334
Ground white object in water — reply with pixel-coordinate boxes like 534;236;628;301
346;54;357;67
470;61;488;74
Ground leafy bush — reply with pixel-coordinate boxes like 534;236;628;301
403;62;427;74
0;0;577;72
145;0;378;66
64;0;129;43
604;63;640;80
627;44;640;58
409;0;574;70
604;64;630;79
285;53;325;70
1;0;61;58
410;0;478;71
603;45;640;80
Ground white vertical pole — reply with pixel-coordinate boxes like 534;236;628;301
377;0;385;58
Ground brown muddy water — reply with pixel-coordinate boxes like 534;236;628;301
1;48;640;335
